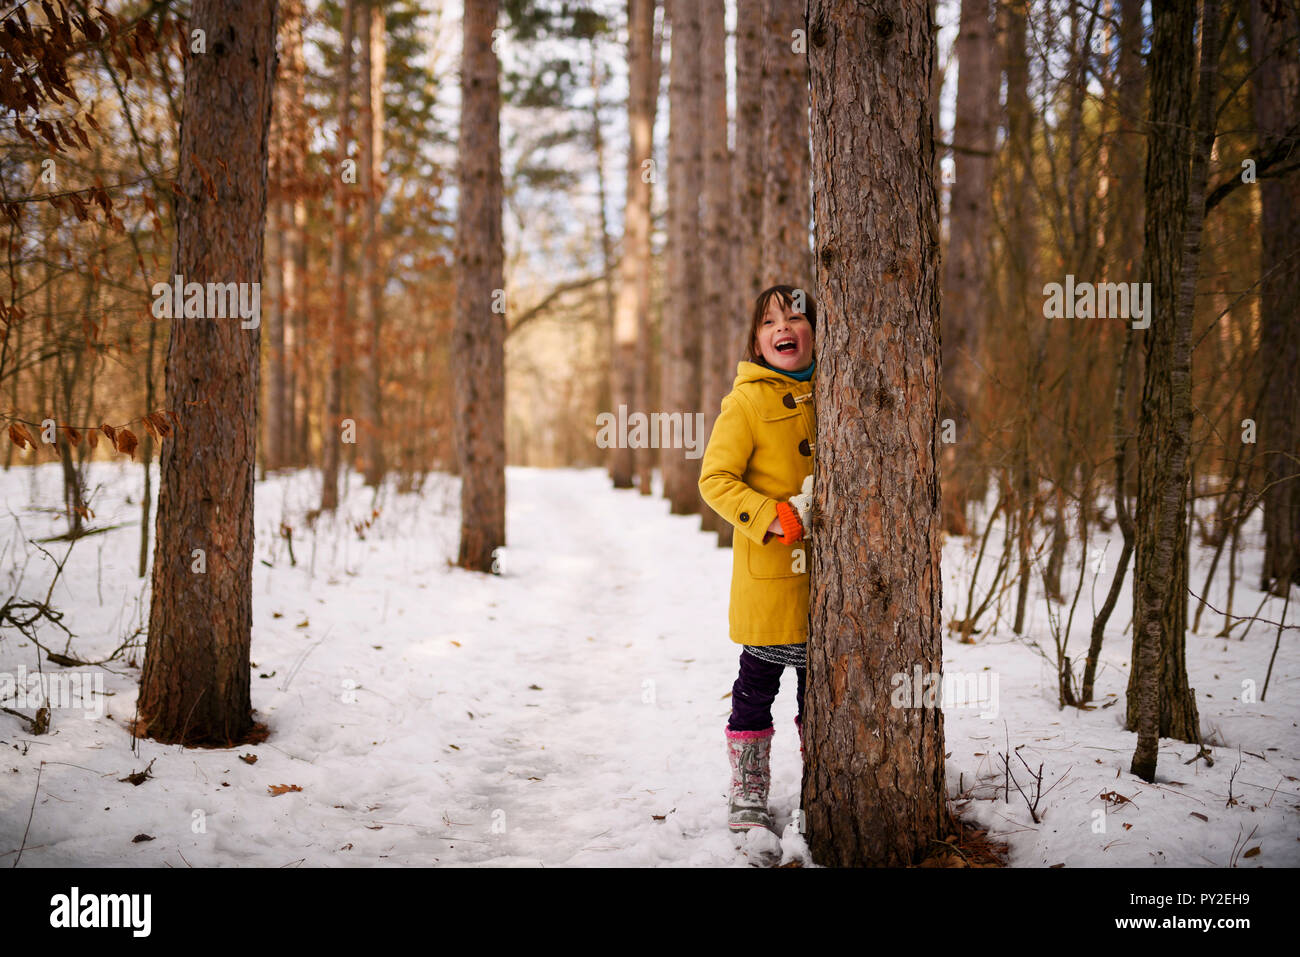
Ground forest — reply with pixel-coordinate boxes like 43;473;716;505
0;0;1296;877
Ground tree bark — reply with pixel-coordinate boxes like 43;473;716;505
611;0;657;492
698;0;732;534
281;0;306;471
803;0;946;866
361;1;387;488
1001;0;1039;636
724;0;765;546
138;0;278;746
1250;0;1300;593
454;0;506;571
940;0;995;536
662;0;702;514
322;0;355;510
1129;0;1215;780
636;3;664;498
759;0;811;287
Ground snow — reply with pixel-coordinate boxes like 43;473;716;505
0;462;1296;867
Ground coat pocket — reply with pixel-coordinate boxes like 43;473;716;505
744;534;805;580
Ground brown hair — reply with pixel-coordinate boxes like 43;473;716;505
743;284;817;362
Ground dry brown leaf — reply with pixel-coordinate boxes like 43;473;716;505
115;427;137;459
268;784;302;796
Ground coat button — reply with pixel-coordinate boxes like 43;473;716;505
783;393;796;409
739;511;750;522
799;439;812;456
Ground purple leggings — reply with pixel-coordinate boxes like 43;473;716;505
726;649;806;732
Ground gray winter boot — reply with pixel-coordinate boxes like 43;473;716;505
725;726;775;831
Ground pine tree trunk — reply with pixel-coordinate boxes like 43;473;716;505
280;0;306;472
322;0;355;511
724;0;765;546
698;0;731;534
1001;0;1038;637
803;0;946;866
138;300;158;578
940;0;995;536
137;0;277;746
733;0;763;361
265;191;285;471
454;0;506;571
361;1;386;489
1250;0;1300;593
662;0;702;514
636;3;663;498
612;0;657;491
759;0;811;287
1129;0;1215;780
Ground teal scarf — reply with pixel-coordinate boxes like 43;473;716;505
759;357;815;382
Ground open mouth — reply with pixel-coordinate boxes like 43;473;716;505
775;338;798;354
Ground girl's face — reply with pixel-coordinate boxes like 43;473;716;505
754;296;813;371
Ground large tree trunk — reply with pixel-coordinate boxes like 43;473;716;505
662;0;702;514
138;0;278;746
803;0;946;866
1129;0;1217;781
454;0;506;571
698;0;731;535
322;0;355;511
612;0;657;491
759;0;811;286
939;0;995;536
361;1;387;489
1250;0;1300;593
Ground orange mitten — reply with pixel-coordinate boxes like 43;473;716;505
774;501;804;544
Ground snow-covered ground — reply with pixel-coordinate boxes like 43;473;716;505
0;462;1296;866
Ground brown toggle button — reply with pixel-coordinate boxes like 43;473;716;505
783;393;796;409
739;511;750;522
799;439;812;456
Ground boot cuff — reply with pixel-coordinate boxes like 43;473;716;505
725;726;775;740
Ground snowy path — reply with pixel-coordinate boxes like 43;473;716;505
1;465;798;866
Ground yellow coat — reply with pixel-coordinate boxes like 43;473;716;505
699;361;815;645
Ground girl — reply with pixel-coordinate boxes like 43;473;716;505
698;284;816;832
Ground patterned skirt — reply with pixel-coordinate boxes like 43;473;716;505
742;642;806;668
